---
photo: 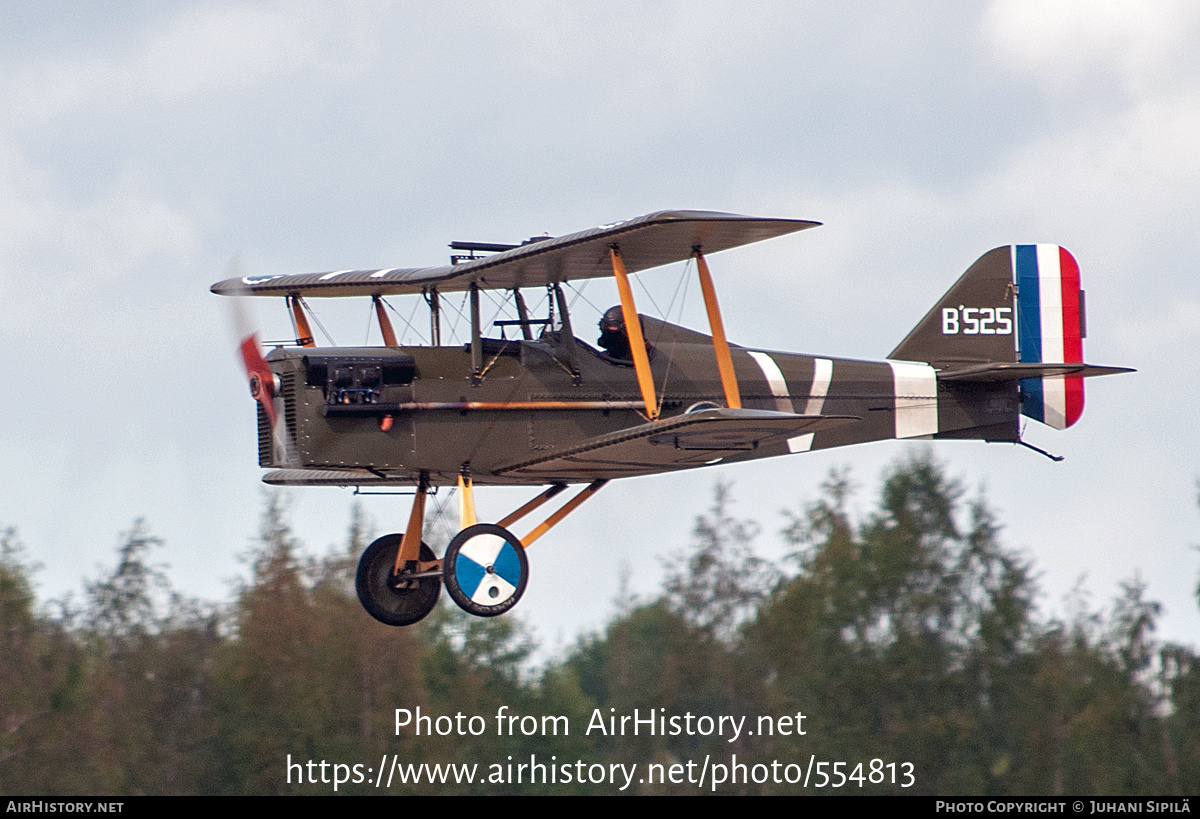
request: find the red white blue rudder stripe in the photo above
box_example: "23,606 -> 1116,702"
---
1014,245 -> 1085,430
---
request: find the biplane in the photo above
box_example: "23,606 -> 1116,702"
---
211,211 -> 1131,626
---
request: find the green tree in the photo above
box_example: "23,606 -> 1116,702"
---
212,492 -> 430,794
663,481 -> 776,642
0,527 -> 79,793
78,520 -> 220,794
564,482 -> 770,793
747,451 -> 1044,794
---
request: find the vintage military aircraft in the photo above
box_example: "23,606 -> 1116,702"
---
211,211 -> 1131,626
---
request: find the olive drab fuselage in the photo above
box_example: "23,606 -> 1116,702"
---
258,315 -> 1019,486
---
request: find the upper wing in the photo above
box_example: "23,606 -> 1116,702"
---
493,408 -> 858,482
210,210 -> 819,298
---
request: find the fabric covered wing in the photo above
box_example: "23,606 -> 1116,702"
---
494,408 -> 858,482
262,468 -> 397,486
210,211 -> 818,298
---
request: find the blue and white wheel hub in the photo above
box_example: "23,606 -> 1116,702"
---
444,523 -> 528,616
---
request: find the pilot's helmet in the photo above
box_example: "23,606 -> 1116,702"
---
600,306 -> 625,334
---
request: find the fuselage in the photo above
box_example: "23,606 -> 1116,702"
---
259,316 -> 1018,486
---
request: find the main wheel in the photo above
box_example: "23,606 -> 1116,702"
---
355,534 -> 440,626
443,523 -> 529,617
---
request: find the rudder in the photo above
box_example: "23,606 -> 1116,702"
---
1014,245 -> 1085,430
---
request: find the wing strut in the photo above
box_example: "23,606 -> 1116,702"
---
513,289 -> 534,340
553,283 -> 582,385
470,283 -> 483,384
693,248 -> 742,410
425,288 -> 442,346
610,246 -> 659,420
373,295 -> 399,347
286,295 -> 316,347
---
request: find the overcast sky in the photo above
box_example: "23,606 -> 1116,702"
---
2,1 -> 1198,656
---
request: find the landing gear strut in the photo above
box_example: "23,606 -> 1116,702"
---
351,473 -> 609,626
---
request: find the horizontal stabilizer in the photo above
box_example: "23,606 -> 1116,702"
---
937,362 -> 1134,382
495,408 -> 858,482
211,211 -> 818,298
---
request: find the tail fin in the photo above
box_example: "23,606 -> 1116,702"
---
890,245 -> 1088,430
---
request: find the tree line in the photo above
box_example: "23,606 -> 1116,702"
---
1,451 -> 1197,795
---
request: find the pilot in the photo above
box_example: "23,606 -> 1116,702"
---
598,305 -> 636,361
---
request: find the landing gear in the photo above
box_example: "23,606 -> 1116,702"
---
443,524 -> 529,617
356,534 -> 441,626
350,472 -> 610,625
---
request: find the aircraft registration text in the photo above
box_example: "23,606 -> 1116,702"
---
942,307 -> 1012,335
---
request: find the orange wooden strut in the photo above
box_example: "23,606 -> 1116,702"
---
373,400 -> 645,412
373,295 -> 399,347
609,246 -> 658,420
520,480 -> 608,548
288,296 -> 315,347
694,249 -> 742,409
497,484 -> 567,529
394,474 -> 428,570
458,472 -> 477,530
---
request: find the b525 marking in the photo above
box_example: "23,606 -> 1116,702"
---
941,306 -> 1012,335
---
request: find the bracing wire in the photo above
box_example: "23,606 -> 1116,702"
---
566,279 -> 592,311
565,280 -> 602,315
527,289 -> 550,318
662,257 -> 694,327
442,292 -> 471,345
633,273 -> 668,324
430,487 -> 459,549
481,287 -> 513,335
298,297 -> 337,346
382,296 -> 428,346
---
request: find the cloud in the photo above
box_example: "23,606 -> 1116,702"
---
984,0 -> 1200,95
0,141 -> 199,323
0,1 -> 377,130
0,2 -> 385,324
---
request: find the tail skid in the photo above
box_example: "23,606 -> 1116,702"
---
1016,438 -> 1064,462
